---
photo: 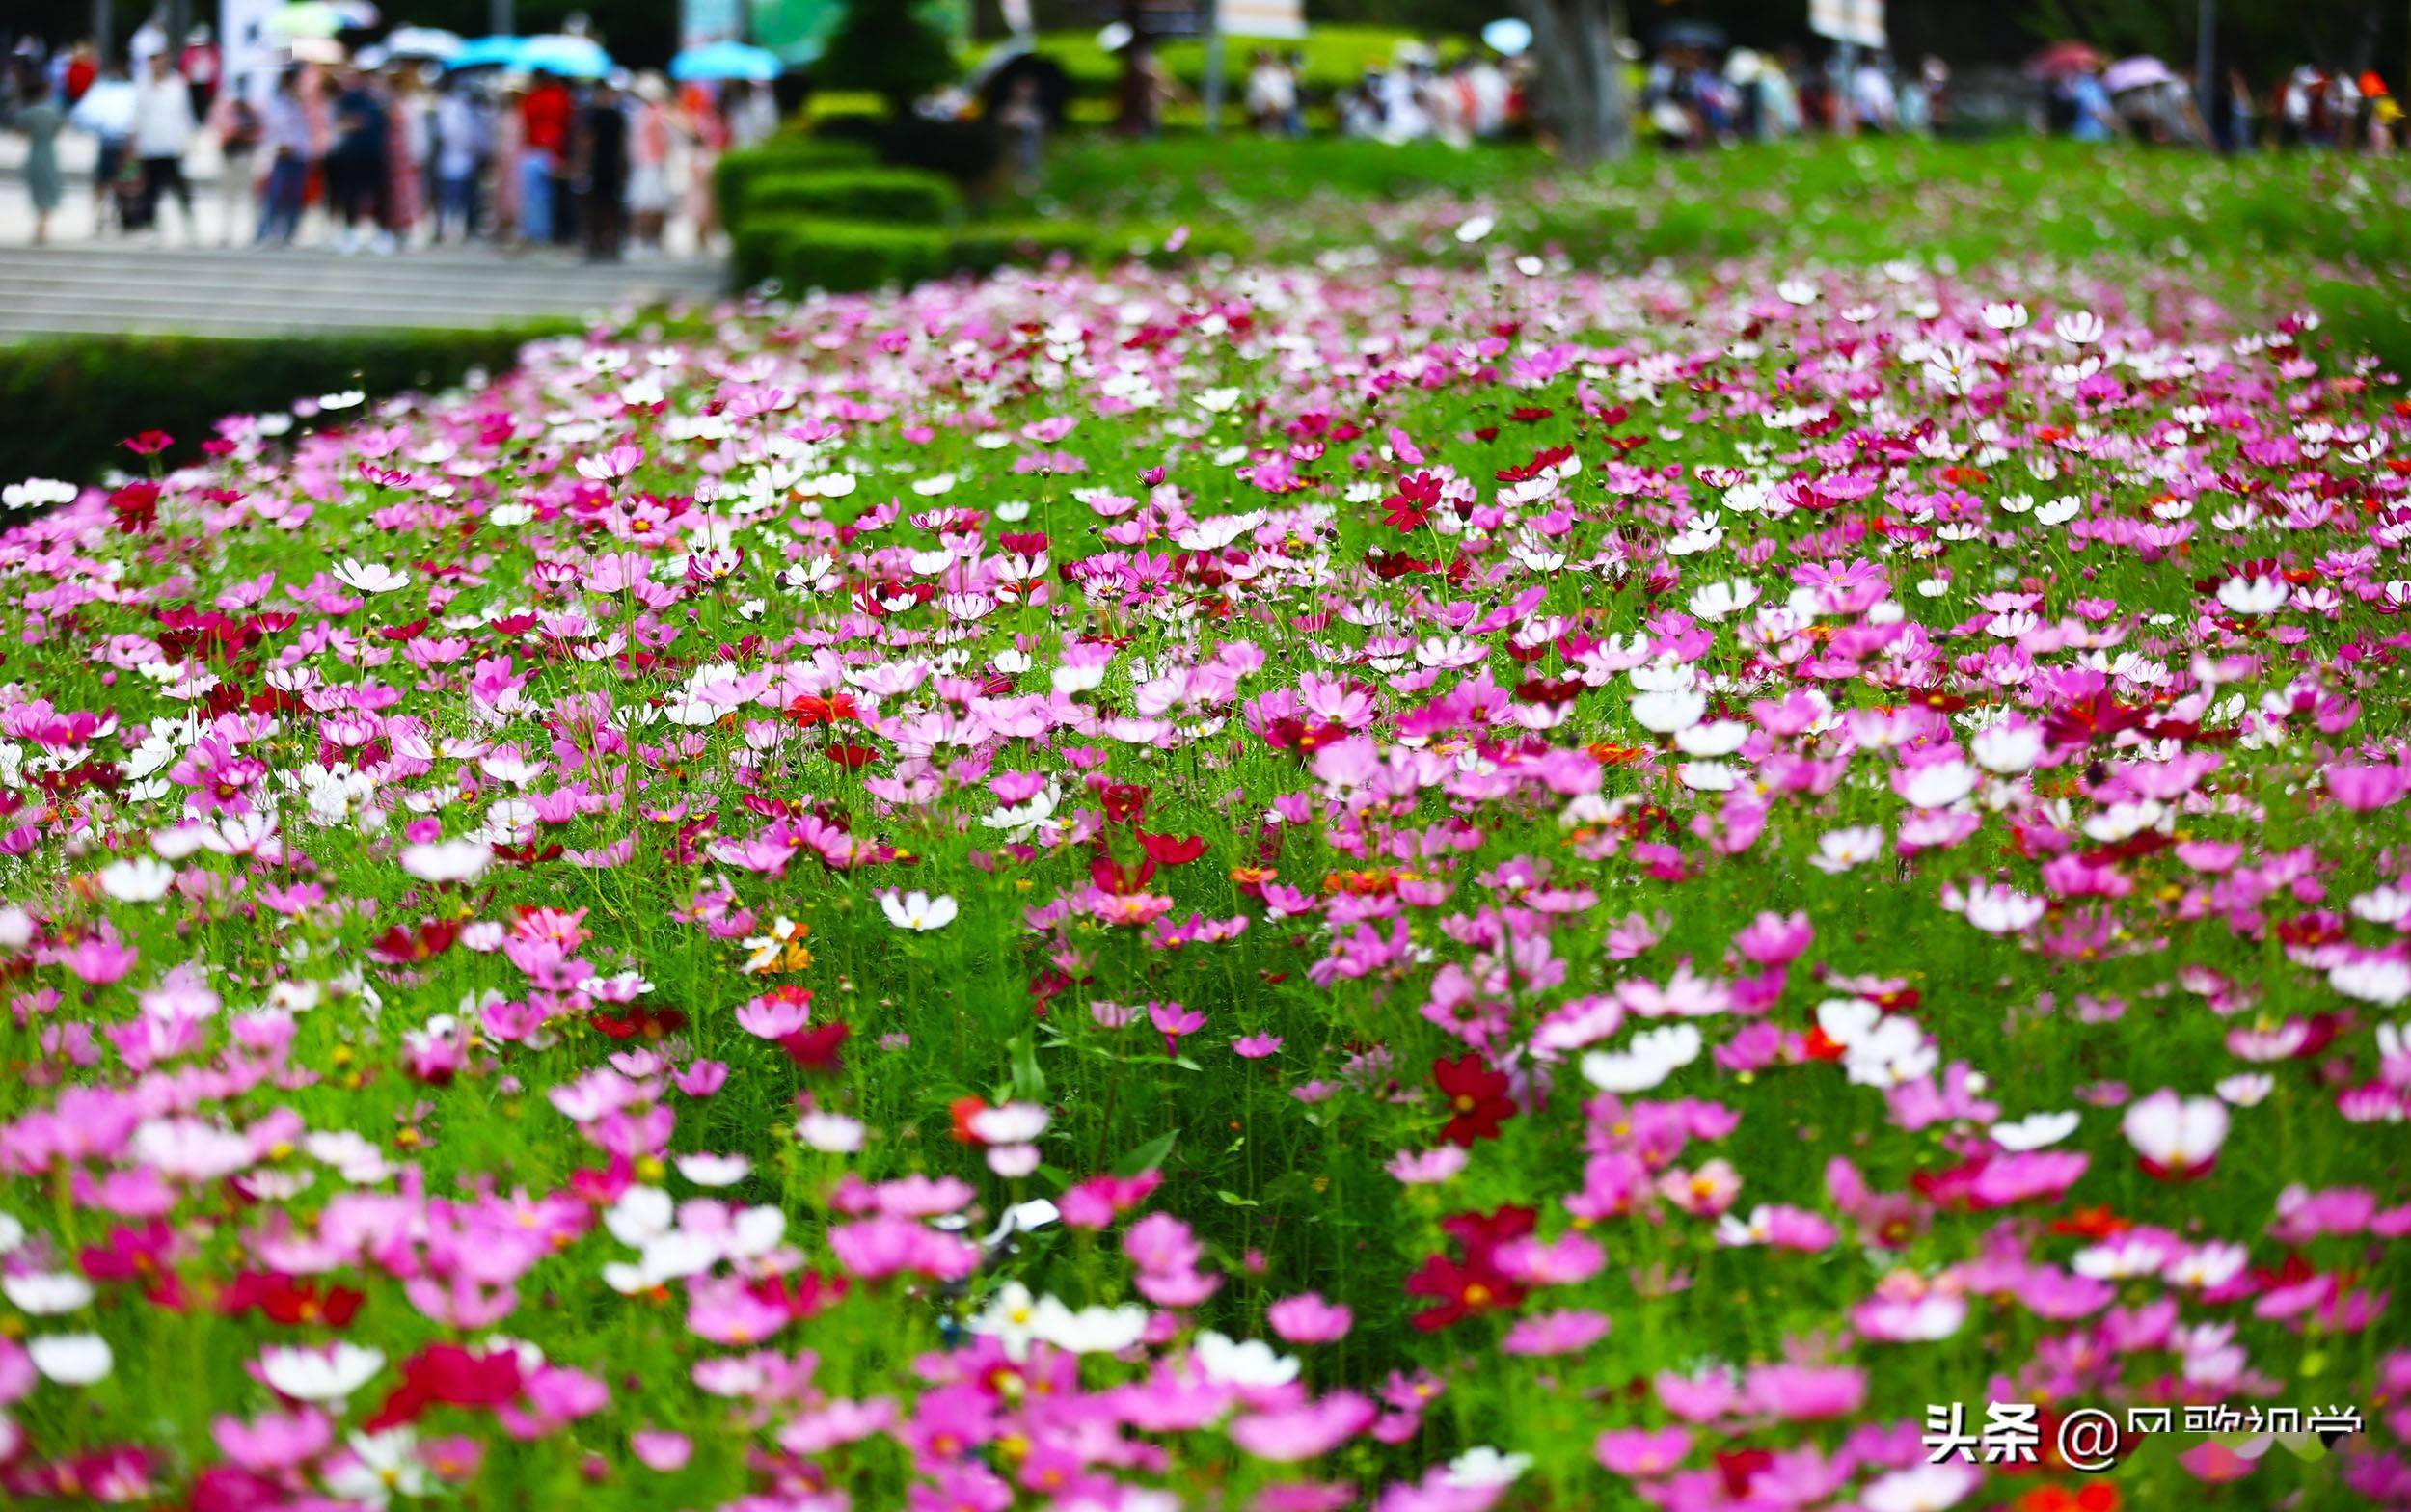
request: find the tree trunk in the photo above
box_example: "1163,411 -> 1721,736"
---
1512,0 -> 1630,163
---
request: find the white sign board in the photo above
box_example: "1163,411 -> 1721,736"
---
1220,0 -> 1307,41
1808,0 -> 1885,51
220,0 -> 284,98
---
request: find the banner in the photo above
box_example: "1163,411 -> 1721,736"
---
1221,0 -> 1306,40
1807,0 -> 1885,51
683,0 -> 745,46
219,0 -> 283,98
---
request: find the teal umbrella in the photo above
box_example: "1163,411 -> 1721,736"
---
670,40 -> 782,82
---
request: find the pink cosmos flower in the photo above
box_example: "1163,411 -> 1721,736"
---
1266,1293 -> 1353,1344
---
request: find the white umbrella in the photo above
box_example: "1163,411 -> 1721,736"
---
2102,56 -> 2175,94
1480,18 -> 1533,56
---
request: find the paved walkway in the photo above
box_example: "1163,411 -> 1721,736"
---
0,131 -> 727,339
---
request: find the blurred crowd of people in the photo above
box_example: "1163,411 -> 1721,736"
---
5,28 -> 789,255
1329,47 -> 1522,146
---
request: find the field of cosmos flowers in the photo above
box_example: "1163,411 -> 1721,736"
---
3,185 -> 2411,1512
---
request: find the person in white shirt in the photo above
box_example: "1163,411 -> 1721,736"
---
1853,57 -> 1899,133
1244,51 -> 1296,135
130,50 -> 198,239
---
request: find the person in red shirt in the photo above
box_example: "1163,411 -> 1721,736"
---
517,71 -> 574,245
65,41 -> 99,105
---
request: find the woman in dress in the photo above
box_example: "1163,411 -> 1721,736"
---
14,64 -> 66,244
626,73 -> 674,255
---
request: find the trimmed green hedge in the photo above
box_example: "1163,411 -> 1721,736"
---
712,137 -> 881,229
735,214 -> 1248,295
737,217 -> 955,293
743,167 -> 959,226
0,324 -> 574,483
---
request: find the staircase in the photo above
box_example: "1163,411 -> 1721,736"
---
0,243 -> 729,340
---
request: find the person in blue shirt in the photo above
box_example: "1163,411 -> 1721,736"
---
2068,68 -> 2120,142
328,68 -> 392,253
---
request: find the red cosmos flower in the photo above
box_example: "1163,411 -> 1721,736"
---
1404,1251 -> 1526,1331
364,1344 -> 525,1431
81,1220 -> 185,1308
1715,1448 -> 1775,1498
1431,1054 -> 1516,1147
1381,471 -> 1444,533
368,919 -> 461,966
107,481 -> 160,534
1090,853 -> 1157,896
950,1095 -> 990,1144
220,1272 -> 366,1328
785,692 -> 859,727
2049,1205 -> 2133,1240
1439,1205 -> 1538,1262
778,1019 -> 849,1073
826,742 -> 879,769
122,429 -> 175,455
746,1270 -> 848,1321
1135,829 -> 1206,866
592,1005 -> 690,1041
1098,782 -> 1151,824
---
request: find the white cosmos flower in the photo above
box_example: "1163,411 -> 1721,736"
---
259,1342 -> 386,1402
1630,688 -> 1706,735
2,1271 -> 94,1314
1029,1296 -> 1149,1355
1809,825 -> 1884,874
2215,1073 -> 2273,1106
1864,1461 -> 1981,1512
1990,1111 -> 2079,1151
1687,579 -> 1760,621
399,840 -> 490,883
1843,1017 -> 1937,1089
2330,957 -> 2411,1007
879,890 -> 958,932
605,1186 -> 675,1247
1194,1332 -> 1299,1388
2122,1088 -> 2230,1173
1581,1024 -> 1702,1094
796,1111 -> 865,1153
323,1428 -> 431,1506
1445,1447 -> 1532,1487
1898,760 -> 1977,809
1969,721 -> 2043,775
29,1333 -> 112,1385
675,1153 -> 751,1188
97,857 -> 176,902
969,1281 -> 1043,1358
967,1102 -> 1049,1145
1960,883 -> 2045,935
332,559 -> 410,595
2215,575 -> 2288,616
1453,213 -> 1493,243
2053,310 -> 2105,345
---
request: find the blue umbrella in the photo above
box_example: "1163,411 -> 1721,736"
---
443,34 -> 526,70
513,34 -> 612,79
670,40 -> 782,82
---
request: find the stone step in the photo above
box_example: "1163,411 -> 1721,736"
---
0,244 -> 730,341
